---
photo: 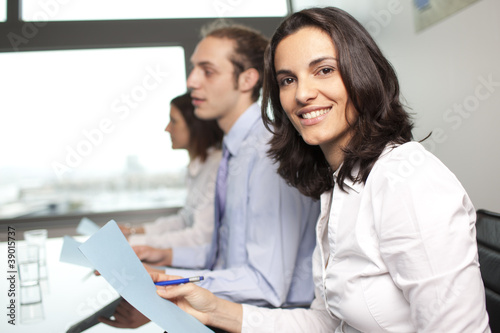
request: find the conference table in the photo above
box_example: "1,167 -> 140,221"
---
0,236 -> 162,332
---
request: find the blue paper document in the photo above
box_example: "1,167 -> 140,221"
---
76,217 -> 100,235
59,235 -> 94,268
79,220 -> 212,333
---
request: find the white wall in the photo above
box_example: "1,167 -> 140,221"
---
292,0 -> 500,212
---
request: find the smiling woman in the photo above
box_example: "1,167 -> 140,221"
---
274,27 -> 357,171
149,7 -> 491,333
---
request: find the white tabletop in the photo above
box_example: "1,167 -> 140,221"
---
1,237 -> 162,332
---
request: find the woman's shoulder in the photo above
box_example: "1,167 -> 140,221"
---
376,141 -> 441,171
206,147 -> 223,161
378,141 -> 426,161
369,141 -> 463,191
189,148 -> 222,176
202,148 -> 223,170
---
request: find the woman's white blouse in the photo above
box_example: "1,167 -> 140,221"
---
128,148 -> 222,248
242,142 -> 490,332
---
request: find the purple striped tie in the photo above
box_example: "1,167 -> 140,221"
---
216,145 -> 230,221
206,145 -> 230,269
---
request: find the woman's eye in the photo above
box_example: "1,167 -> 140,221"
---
319,68 -> 333,75
280,78 -> 294,86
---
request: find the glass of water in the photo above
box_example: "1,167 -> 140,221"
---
17,244 -> 45,324
24,229 -> 48,280
18,244 -> 40,288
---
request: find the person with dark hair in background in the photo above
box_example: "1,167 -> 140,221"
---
149,7 -> 490,333
119,92 -> 223,249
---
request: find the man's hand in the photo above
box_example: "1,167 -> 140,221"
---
99,299 -> 150,328
133,245 -> 173,266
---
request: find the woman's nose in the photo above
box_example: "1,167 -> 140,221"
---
295,79 -> 318,105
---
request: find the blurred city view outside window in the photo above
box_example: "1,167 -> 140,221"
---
21,0 -> 288,21
0,46 -> 190,219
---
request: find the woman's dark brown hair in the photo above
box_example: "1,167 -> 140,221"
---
171,93 -> 223,161
262,7 -> 413,199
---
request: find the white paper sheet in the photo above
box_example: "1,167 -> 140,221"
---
79,220 -> 212,333
76,217 -> 100,236
59,235 -> 94,268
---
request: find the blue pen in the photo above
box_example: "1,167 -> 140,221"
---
154,276 -> 204,286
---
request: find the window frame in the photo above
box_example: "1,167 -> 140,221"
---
0,1 -> 290,227
0,1 -> 291,78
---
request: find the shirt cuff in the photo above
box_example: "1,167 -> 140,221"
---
242,304 -> 275,333
164,267 -> 212,294
164,266 -> 209,278
171,244 -> 209,269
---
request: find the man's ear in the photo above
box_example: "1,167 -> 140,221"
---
238,68 -> 259,93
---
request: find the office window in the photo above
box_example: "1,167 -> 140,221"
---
0,0 -> 6,22
22,0 -> 288,21
0,47 -> 188,218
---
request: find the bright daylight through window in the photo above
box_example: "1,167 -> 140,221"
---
21,0 -> 288,21
0,47 -> 189,219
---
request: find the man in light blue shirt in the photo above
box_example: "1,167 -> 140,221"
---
128,25 -> 319,308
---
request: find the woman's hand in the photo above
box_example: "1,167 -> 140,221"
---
143,263 -> 165,274
151,272 -> 243,332
151,272 -> 215,325
133,245 -> 172,266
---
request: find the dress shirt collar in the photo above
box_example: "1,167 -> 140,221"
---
331,143 -> 400,194
332,163 -> 363,194
223,102 -> 261,157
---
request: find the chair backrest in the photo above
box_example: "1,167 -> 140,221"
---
476,209 -> 500,333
